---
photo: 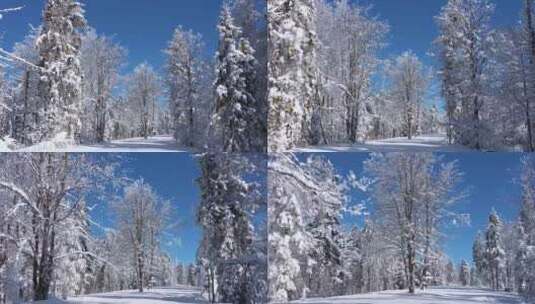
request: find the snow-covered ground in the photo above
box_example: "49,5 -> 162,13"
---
295,135 -> 468,152
2,135 -> 189,152
293,287 -> 526,304
35,286 -> 208,304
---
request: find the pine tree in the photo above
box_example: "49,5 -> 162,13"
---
187,264 -> 197,287
268,0 -> 318,151
446,261 -> 456,285
196,154 -> 261,303
36,0 -> 86,143
486,209 -> 505,290
459,260 -> 471,286
268,155 -> 313,302
472,231 -> 487,286
213,5 -> 261,152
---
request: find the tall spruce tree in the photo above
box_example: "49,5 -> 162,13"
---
267,0 -> 318,151
486,209 -> 505,290
213,5 -> 260,152
36,0 -> 86,143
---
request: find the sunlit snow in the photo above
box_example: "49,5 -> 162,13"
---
293,287 -> 525,304
36,286 -> 208,304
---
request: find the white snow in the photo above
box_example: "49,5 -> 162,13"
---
294,135 -> 468,152
34,286 -> 208,304
293,287 -> 526,304
5,135 -> 189,152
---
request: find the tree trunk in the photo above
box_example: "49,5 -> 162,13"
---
407,232 -> 416,294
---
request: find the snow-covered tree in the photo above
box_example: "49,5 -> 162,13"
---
472,231 -> 487,286
268,0 -> 317,151
187,263 -> 198,287
268,155 -> 312,302
459,260 -> 471,286
268,153 -> 367,301
485,209 -> 505,291
10,26 -> 42,145
435,0 -> 495,149
176,263 -> 186,285
36,0 -> 86,143
386,52 -> 429,140
445,260 -> 457,285
80,29 -> 125,143
113,180 -> 171,293
164,27 -> 206,148
364,153 -> 463,294
315,0 -> 388,144
196,154 -> 266,303
212,5 -> 262,152
0,153 -> 115,301
125,63 -> 160,139
230,0 -> 268,147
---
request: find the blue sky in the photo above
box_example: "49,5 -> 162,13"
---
91,153 -> 203,264
297,152 -> 526,265
1,0 -> 225,73
357,0 -> 523,67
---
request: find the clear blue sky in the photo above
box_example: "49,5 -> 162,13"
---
297,152 -> 526,266
1,0 -> 225,73
90,153 -> 203,265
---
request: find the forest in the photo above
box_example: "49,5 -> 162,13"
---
0,154 -> 267,303
268,153 -> 535,303
0,0 -> 267,152
268,0 -> 535,152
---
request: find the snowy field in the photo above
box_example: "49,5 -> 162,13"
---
1,135 -> 189,152
35,286 -> 208,304
295,135 -> 468,152
293,287 -> 526,304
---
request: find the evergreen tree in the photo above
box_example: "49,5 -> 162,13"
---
187,264 -> 197,287
485,209 -> 505,290
36,0 -> 86,143
196,154 -> 262,303
459,260 -> 471,286
213,6 -> 261,152
446,261 -> 456,285
268,0 -> 317,151
472,231 -> 487,286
